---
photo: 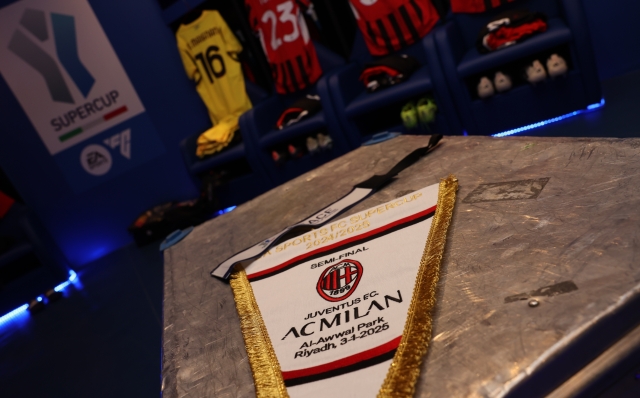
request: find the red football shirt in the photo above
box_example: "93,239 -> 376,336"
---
451,0 -> 517,14
246,0 -> 322,94
349,0 -> 440,56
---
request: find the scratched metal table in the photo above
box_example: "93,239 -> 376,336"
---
162,135 -> 640,397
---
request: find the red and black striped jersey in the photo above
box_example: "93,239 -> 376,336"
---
451,0 -> 517,14
245,0 -> 322,94
349,0 -> 440,56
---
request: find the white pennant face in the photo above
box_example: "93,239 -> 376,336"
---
243,183 -> 440,397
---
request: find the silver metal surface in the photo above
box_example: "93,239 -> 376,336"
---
162,136 -> 640,397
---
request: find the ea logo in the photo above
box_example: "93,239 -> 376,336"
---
80,144 -> 111,176
316,259 -> 363,302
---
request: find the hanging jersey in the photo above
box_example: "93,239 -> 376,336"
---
451,0 -> 517,14
176,11 -> 252,125
245,0 -> 322,94
349,0 -> 440,56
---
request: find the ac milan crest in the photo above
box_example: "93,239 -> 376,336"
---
316,259 -> 363,302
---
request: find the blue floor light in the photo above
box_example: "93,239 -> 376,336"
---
587,99 -> 605,110
54,270 -> 77,292
492,99 -> 605,138
216,206 -> 236,216
0,304 -> 29,327
0,270 -> 78,328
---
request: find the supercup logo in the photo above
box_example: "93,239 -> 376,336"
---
9,9 -> 94,104
316,259 -> 363,302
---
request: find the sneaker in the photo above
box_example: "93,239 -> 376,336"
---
306,136 -> 319,154
317,133 -> 333,150
417,97 -> 437,126
401,101 -> 418,130
477,76 -> 495,98
493,71 -> 512,92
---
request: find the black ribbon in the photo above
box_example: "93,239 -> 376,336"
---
211,134 -> 443,279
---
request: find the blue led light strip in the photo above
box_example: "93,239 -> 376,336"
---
54,270 -> 77,292
215,206 -> 236,216
491,99 -> 605,138
0,270 -> 78,328
0,304 -> 29,326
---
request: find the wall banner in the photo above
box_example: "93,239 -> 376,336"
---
0,0 -> 164,192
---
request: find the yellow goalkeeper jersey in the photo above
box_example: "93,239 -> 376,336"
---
176,10 -> 252,126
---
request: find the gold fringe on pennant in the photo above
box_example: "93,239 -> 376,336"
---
378,175 -> 458,398
230,269 -> 290,398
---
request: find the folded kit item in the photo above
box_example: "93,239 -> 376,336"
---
197,129 -> 236,154
276,95 -> 322,130
198,131 -> 243,160
477,9 -> 547,53
360,54 -> 420,92
451,0 -> 517,14
196,116 -> 240,158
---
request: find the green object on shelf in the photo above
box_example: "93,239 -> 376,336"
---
401,101 -> 418,130
417,97 -> 437,127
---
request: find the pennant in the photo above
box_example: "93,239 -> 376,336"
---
230,176 -> 458,397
